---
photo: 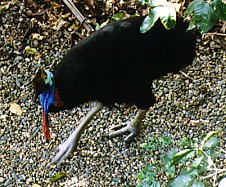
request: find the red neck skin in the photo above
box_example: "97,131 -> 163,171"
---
41,87 -> 64,141
42,109 -> 50,141
53,87 -> 64,107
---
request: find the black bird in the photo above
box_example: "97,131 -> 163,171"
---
32,16 -> 196,164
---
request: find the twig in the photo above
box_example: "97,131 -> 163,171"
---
203,32 -> 226,51
179,70 -> 193,81
204,32 -> 226,37
60,29 -> 77,51
62,0 -> 93,32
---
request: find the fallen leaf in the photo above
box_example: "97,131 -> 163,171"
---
32,184 -> 41,187
9,103 -> 23,115
52,19 -> 68,31
25,46 -> 38,55
50,172 -> 67,182
32,33 -> 44,41
0,115 -> 7,121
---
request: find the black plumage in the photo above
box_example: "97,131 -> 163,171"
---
33,16 -> 196,163
53,16 -> 195,110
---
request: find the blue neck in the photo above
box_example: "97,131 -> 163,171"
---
40,84 -> 55,116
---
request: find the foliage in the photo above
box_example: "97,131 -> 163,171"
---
140,135 -> 172,153
138,0 -> 180,33
185,0 -> 226,34
139,0 -> 226,34
137,132 -> 226,187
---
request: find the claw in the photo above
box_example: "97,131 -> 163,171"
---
51,136 -> 78,164
109,109 -> 147,143
109,122 -> 140,143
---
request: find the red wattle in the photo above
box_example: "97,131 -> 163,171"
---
42,109 -> 50,141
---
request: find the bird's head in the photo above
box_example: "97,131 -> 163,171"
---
32,68 -> 54,141
32,68 -> 54,102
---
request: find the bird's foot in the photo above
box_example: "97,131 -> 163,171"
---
109,109 -> 147,143
51,102 -> 103,164
51,132 -> 79,164
109,121 -> 140,143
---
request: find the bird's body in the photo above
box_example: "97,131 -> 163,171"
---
52,16 -> 196,110
32,16 -> 196,163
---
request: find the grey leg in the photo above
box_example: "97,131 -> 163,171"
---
109,109 -> 147,143
51,102 -> 103,164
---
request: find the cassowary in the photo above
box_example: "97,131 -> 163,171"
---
32,16 -> 196,164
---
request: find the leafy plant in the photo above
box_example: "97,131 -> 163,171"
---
138,0 -> 181,33
184,0 -> 226,34
140,135 -> 172,153
139,0 -> 226,34
137,132 -> 226,187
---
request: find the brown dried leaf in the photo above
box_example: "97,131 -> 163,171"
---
9,103 -> 23,116
52,19 -> 68,31
32,33 -> 44,41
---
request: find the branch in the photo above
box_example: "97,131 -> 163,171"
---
62,0 -> 93,32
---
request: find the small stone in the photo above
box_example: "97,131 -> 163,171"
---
0,177 -> 5,183
15,56 -> 23,61
4,179 -> 11,186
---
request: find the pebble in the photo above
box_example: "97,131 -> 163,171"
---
4,179 -> 11,186
0,1 -> 225,187
0,177 -> 5,183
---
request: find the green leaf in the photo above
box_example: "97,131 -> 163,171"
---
140,9 -> 160,33
196,157 -> 209,175
25,46 -> 38,55
194,3 -> 217,33
159,136 -> 172,148
183,168 -> 199,176
203,136 -> 219,149
136,164 -> 161,187
168,175 -> 196,187
185,0 -> 204,17
192,180 -> 206,187
185,0 -> 218,33
159,6 -> 176,29
165,165 -> 175,179
172,149 -> 193,165
95,23 -> 100,30
212,0 -> 226,20
163,148 -> 178,170
111,12 -> 126,21
180,138 -> 192,147
50,172 -> 67,182
187,21 -> 197,31
136,178 -> 161,187
138,0 -> 152,6
201,131 -> 218,148
137,164 -> 157,181
191,156 -> 204,168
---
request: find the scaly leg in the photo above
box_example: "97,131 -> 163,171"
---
51,102 -> 103,164
109,109 -> 147,143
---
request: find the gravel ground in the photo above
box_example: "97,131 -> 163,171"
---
0,0 -> 226,186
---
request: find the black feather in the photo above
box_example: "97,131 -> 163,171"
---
52,16 -> 196,111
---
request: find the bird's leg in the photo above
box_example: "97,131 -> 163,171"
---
109,109 -> 147,143
51,102 -> 103,164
